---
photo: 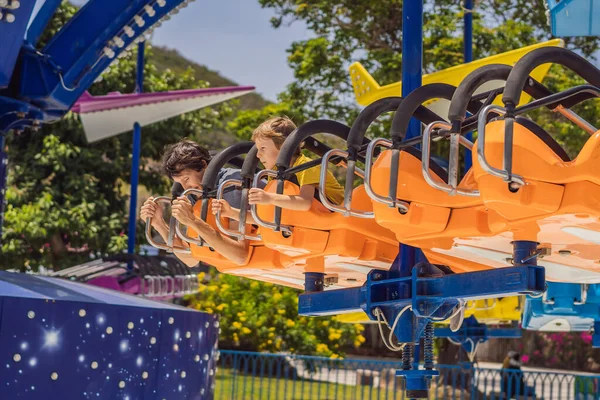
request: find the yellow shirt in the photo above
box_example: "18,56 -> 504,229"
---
291,154 -> 345,205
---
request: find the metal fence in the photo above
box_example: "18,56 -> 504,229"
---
214,350 -> 600,400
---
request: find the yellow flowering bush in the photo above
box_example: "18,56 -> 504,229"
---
186,269 -> 364,358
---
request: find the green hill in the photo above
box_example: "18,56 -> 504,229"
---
149,46 -> 269,111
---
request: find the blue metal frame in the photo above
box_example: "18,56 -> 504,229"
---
0,133 -> 6,248
299,265 -> 544,320
299,237 -> 545,396
401,0 -> 423,143
546,0 -> 600,37
463,0 -> 474,171
0,0 -> 38,90
397,4 -> 426,371
0,0 -> 188,133
127,42 -> 145,259
24,0 -> 63,46
435,316 -> 521,355
523,282 -> 600,346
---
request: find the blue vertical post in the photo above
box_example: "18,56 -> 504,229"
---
399,0 -> 424,269
401,0 -> 424,365
0,133 -> 7,248
464,0 -> 474,171
127,42 -> 145,260
402,1 -> 424,142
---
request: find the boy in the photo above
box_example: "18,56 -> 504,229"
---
212,116 -> 344,219
140,140 -> 249,265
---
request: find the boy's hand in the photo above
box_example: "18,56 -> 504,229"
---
141,197 -> 166,229
172,196 -> 196,226
212,199 -> 234,218
248,188 -> 274,205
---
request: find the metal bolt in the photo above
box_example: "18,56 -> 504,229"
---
508,182 -> 521,192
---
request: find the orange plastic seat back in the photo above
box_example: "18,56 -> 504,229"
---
473,120 -> 565,220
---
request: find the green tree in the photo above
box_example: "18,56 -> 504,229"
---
228,102 -> 305,142
2,2 -> 235,270
187,270 -> 365,357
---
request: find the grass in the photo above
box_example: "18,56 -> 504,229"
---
214,368 -> 406,400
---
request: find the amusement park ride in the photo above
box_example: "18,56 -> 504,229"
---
2,0 -> 600,398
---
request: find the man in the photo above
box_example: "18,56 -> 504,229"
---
140,140 -> 249,266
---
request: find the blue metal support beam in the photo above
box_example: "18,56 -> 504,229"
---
0,133 -> 7,248
436,316 -> 521,357
436,316 -> 521,341
401,0 -> 423,142
463,0 -> 474,171
398,3 -> 426,371
24,0 -> 63,46
0,0 -> 37,89
127,42 -> 145,260
299,265 -> 544,319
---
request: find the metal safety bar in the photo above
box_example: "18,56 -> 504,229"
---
363,138 -> 409,213
174,188 -> 206,247
318,149 -> 373,218
422,121 -> 480,196
145,196 -> 191,254
215,179 -> 261,241
554,105 -> 598,134
476,104 -> 526,186
250,170 -> 292,234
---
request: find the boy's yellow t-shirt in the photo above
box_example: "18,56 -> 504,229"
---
291,154 -> 344,205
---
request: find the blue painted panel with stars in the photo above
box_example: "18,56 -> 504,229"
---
0,271 -> 219,400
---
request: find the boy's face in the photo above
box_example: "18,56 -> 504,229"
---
255,137 -> 280,170
172,168 -> 205,191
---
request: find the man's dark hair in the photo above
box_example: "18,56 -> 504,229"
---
161,139 -> 212,178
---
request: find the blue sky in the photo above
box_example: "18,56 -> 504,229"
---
151,0 -> 311,101
67,0 -> 311,101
